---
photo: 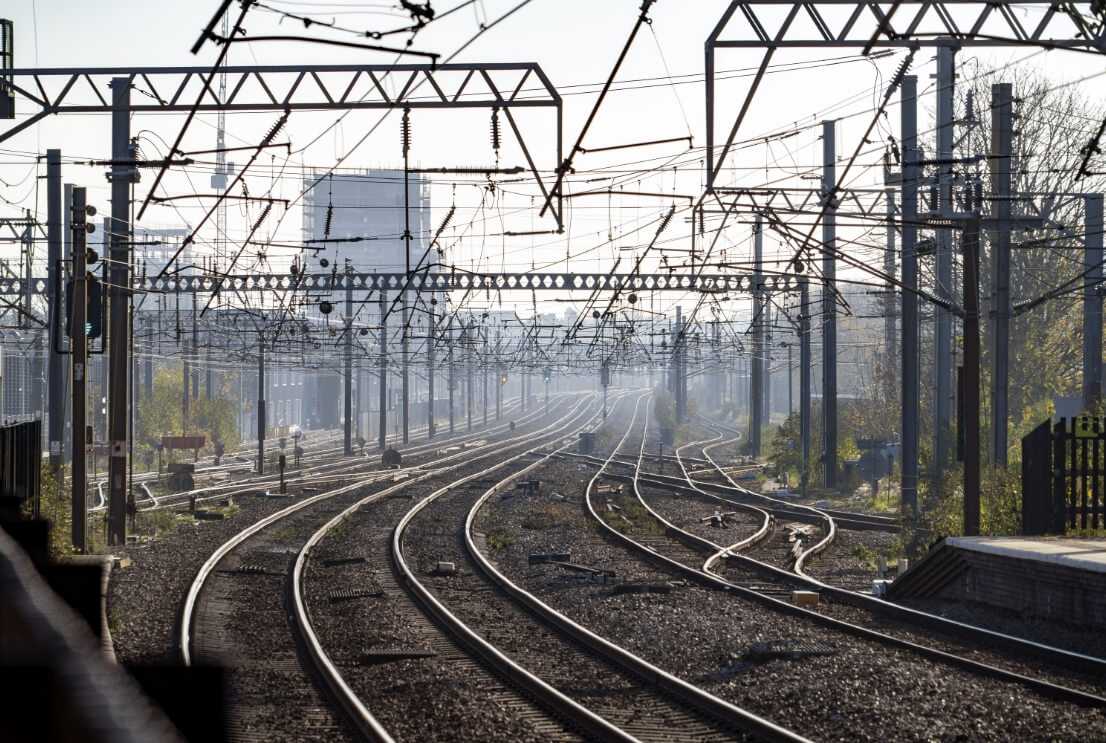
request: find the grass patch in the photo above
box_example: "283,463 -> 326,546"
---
486,530 -> 515,551
520,501 -> 573,530
601,497 -> 665,537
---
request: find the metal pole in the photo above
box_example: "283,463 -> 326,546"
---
885,189 -> 898,362
751,216 -> 763,456
934,43 -> 957,485
799,280 -> 812,498
191,291 -> 198,401
675,305 -> 686,422
765,305 -> 774,425
821,119 -> 838,489
1085,194 -> 1104,410
447,318 -> 455,435
47,150 -> 64,478
787,342 -> 793,416
257,337 -> 265,473
989,81 -> 1013,466
483,332 -> 489,426
182,330 -> 190,432
107,77 -> 131,547
344,270 -> 353,455
63,183 -> 73,461
427,313 -> 435,439
70,187 -> 89,553
401,295 -> 409,444
378,290 -> 387,451
901,75 -> 921,519
963,207 -> 982,536
466,327 -> 473,432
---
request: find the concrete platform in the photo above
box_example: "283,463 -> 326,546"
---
946,537 -> 1106,573
888,537 -> 1106,628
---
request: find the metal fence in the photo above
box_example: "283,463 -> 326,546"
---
0,418 -> 40,506
1022,417 -> 1106,535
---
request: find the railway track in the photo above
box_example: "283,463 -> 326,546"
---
107,397 -> 535,516
178,394 -> 588,742
672,421 -> 1106,688
600,410 -> 1106,715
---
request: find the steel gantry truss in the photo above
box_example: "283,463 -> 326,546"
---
0,61 -> 564,226
0,270 -> 805,297
0,57 -> 567,550
706,1 -> 1106,190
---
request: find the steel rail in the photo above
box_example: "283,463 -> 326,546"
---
467,394 -> 809,743
614,419 -> 1106,705
288,396 -> 586,743
692,423 -> 1106,679
113,395 -> 538,514
382,395 -> 649,742
179,394 -> 580,665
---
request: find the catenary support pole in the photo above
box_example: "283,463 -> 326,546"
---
70,187 -> 89,553
378,290 -> 387,451
427,312 -> 435,439
989,81 -> 1013,466
1084,194 -> 1104,410
47,149 -> 64,478
257,337 -> 265,474
401,295 -> 409,444
900,75 -> 921,519
466,325 -> 473,432
751,216 -> 764,457
447,318 -> 455,435
800,280 -> 812,498
885,189 -> 898,362
963,197 -> 982,536
106,77 -> 132,547
344,270 -> 353,455
821,119 -> 838,489
934,43 -> 957,485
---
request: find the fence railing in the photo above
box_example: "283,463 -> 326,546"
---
1022,417 -> 1106,535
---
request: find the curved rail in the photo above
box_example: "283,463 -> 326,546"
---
275,395 -> 592,740
690,423 -> 1106,679
181,394 -> 577,665
468,394 -> 808,743
615,415 -> 1106,706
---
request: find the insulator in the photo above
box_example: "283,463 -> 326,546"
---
436,206 -> 456,235
655,208 -> 674,237
324,203 -> 334,239
491,107 -> 501,152
252,203 -> 272,232
263,113 -> 289,146
401,109 -> 412,155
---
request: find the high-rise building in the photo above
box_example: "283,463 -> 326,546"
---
300,170 -> 432,429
